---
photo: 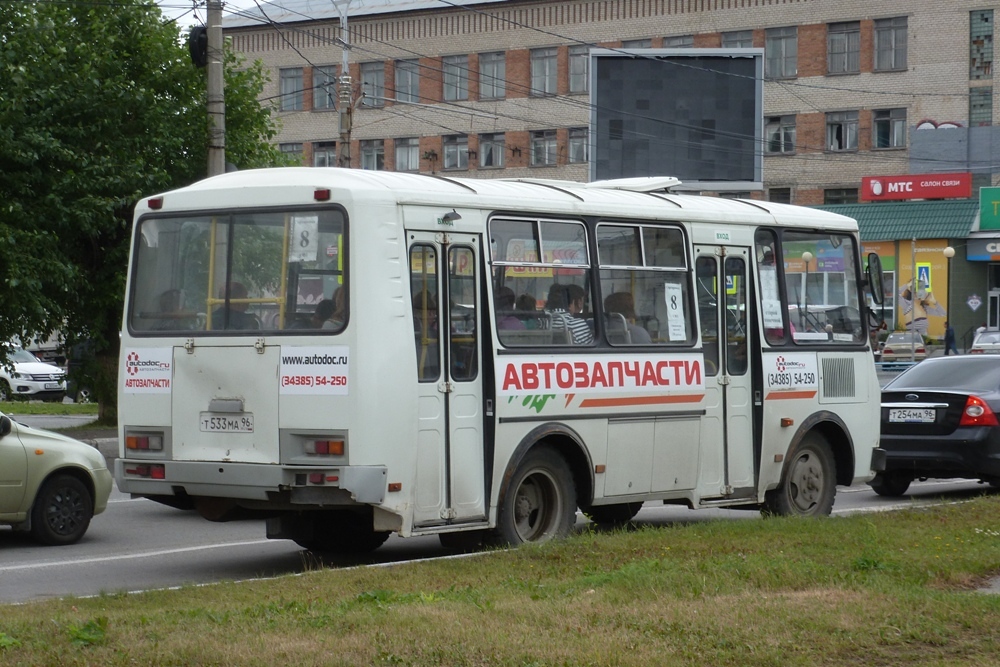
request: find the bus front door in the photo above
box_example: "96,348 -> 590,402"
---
409,233 -> 487,529
694,246 -> 757,499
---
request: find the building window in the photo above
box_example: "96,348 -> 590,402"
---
971,10 -> 994,80
530,47 -> 557,96
569,45 -> 589,93
768,187 -> 791,204
479,133 -> 505,168
313,141 -> 336,167
279,68 -> 303,111
765,115 -> 796,154
874,17 -> 907,71
479,51 -> 505,99
873,108 -> 906,148
395,137 -> 419,171
530,130 -> 557,166
826,111 -> 858,151
824,188 -> 858,205
568,128 -> 588,163
279,143 -> 303,161
443,55 -> 468,101
663,35 -> 693,48
765,27 -> 797,79
970,87 -> 994,126
361,140 -> 384,170
722,30 -> 753,49
827,22 -> 860,74
622,39 -> 652,48
313,66 -> 337,110
443,135 -> 468,170
361,62 -> 384,107
395,59 -> 419,103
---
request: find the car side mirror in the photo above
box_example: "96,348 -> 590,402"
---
0,415 -> 11,438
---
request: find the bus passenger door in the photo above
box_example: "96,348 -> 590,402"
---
409,233 -> 486,529
694,246 -> 756,499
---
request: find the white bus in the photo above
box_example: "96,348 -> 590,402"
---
116,168 -> 886,552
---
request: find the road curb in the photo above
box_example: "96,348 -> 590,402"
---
85,437 -> 118,460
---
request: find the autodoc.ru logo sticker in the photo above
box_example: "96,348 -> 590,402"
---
123,348 -> 172,393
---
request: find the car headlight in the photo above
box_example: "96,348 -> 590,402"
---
13,372 -> 29,380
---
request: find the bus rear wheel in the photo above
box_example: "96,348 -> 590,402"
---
493,446 -> 576,546
584,502 -> 642,526
762,432 -> 836,517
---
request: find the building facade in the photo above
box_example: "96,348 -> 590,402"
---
223,0 -> 1000,340
224,0 -> 999,203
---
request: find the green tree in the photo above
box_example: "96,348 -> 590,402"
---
0,0 -> 288,421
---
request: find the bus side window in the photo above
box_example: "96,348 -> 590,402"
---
695,255 -> 719,377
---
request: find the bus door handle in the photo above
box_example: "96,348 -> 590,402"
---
486,399 -> 493,417
754,390 -> 762,406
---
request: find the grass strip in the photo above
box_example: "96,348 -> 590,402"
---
2,496 -> 999,666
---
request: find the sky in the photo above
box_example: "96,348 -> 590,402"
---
156,0 -> 260,31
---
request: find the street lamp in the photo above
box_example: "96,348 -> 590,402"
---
802,251 -> 813,331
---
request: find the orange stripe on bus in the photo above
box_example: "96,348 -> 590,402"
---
765,390 -> 818,400
580,394 -> 705,408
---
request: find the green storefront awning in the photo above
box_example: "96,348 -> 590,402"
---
813,200 -> 979,242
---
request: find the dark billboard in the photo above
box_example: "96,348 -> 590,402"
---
590,49 -> 763,189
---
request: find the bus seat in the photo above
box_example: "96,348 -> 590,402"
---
606,313 -> 631,344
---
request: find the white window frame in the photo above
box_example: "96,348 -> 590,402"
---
530,130 -> 557,166
279,68 -> 303,111
395,137 -> 419,171
827,22 -> 860,75
765,115 -> 796,154
361,139 -> 384,170
530,47 -> 557,96
312,66 -> 337,110
874,17 -> 907,72
361,62 -> 385,107
569,45 -> 589,94
826,111 -> 858,151
873,108 -> 906,149
479,133 -> 505,168
443,135 -> 469,170
568,128 -> 588,163
395,59 -> 419,103
479,51 -> 505,100
443,55 -> 469,101
765,27 -> 797,79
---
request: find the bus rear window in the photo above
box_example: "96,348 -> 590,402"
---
129,209 -> 347,334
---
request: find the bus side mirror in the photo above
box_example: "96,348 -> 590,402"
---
866,253 -> 884,306
0,415 -> 11,438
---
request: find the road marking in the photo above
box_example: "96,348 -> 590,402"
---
0,539 -> 274,573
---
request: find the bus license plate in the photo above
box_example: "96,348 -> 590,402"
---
199,413 -> 254,433
888,408 -> 935,423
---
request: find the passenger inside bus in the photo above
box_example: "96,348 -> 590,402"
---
327,287 -> 346,329
545,283 -> 593,345
151,288 -> 193,331
495,286 -> 526,330
210,282 -> 260,330
515,294 -> 539,329
603,292 -> 652,344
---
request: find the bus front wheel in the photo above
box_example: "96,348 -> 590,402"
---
493,446 -> 576,546
762,432 -> 836,517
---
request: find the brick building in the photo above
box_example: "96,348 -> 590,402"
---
223,0 -> 998,204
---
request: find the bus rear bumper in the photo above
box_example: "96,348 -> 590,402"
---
115,459 -> 387,505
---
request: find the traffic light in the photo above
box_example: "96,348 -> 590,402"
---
189,26 -> 208,68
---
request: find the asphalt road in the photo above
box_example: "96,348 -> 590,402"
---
2,478 -> 995,605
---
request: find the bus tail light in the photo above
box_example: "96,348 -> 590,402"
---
124,463 -> 166,479
126,433 -> 164,451
305,439 -> 344,455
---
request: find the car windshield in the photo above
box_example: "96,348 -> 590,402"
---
885,358 -> 1000,393
8,348 -> 39,363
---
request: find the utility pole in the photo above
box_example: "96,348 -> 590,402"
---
335,0 -> 353,168
207,0 -> 226,176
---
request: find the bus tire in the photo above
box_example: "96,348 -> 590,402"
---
584,502 -> 642,526
493,446 -> 576,546
295,512 -> 391,554
869,471 -> 911,497
762,432 -> 836,517
31,474 -> 93,545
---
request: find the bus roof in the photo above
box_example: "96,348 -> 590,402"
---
144,167 -> 858,231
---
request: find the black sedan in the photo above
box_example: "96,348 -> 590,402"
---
873,356 -> 1000,496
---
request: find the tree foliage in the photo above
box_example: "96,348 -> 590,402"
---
0,0 -> 287,419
